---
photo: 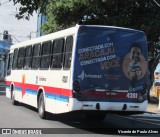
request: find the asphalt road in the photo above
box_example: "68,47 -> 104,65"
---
0,85 -> 160,136
0,88 -> 118,136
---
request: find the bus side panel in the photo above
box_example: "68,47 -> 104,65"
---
6,80 -> 11,99
11,70 -> 23,103
55,70 -> 72,113
22,70 -> 38,108
37,70 -> 71,114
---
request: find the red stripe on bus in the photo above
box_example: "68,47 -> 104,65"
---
83,91 -> 129,99
6,81 -> 73,97
6,81 -> 11,85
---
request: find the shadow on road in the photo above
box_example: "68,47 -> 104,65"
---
14,102 -> 118,134
6,98 -> 159,135
45,112 -> 118,134
23,105 -> 157,135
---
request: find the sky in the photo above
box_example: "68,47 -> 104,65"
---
0,0 -> 37,44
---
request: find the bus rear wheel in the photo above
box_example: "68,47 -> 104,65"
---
38,93 -> 46,119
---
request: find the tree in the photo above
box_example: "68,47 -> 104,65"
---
10,0 -> 48,20
11,0 -> 160,43
39,0 -> 160,43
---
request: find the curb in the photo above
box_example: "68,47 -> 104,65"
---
131,112 -> 160,118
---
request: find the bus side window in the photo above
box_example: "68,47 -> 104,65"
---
31,44 -> 41,69
51,39 -> 64,69
12,49 -> 18,70
17,47 -> 25,69
24,45 -> 32,70
7,53 -> 13,75
63,36 -> 73,69
40,41 -> 51,69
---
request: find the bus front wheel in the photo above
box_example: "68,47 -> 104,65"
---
38,93 -> 46,119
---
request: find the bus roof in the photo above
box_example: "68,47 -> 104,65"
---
80,25 -> 144,33
10,25 -> 144,50
10,26 -> 78,50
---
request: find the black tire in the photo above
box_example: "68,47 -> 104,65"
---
11,91 -> 19,105
38,93 -> 46,119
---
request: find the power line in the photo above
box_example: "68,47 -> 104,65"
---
11,35 -> 20,43
152,0 -> 160,7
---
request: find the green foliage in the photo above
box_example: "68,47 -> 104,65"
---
10,0 -> 48,20
41,0 -> 160,43
41,0 -> 101,33
11,0 -> 160,43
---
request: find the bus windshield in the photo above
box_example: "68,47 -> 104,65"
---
73,26 -> 148,92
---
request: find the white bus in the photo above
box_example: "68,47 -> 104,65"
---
5,25 -> 148,120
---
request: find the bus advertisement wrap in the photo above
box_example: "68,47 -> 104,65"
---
73,27 -> 148,102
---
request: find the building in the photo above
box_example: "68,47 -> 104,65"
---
0,31 -> 12,81
37,13 -> 47,37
